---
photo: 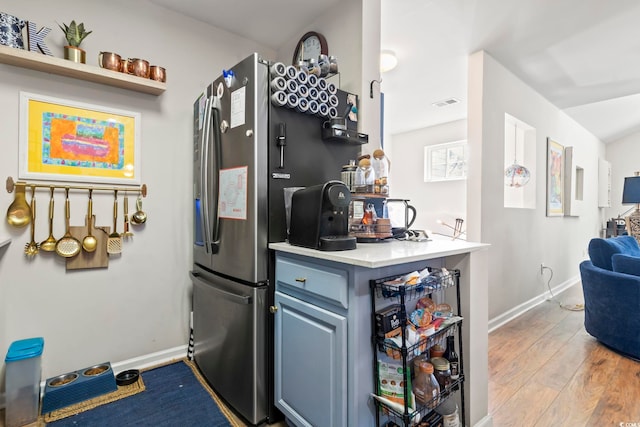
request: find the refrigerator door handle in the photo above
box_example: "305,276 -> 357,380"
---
210,95 -> 222,254
190,272 -> 252,305
200,96 -> 213,254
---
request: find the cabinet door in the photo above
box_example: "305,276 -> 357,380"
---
274,291 -> 347,427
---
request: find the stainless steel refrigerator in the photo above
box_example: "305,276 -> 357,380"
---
191,53 -> 364,425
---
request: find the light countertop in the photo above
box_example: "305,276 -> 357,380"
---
270,235 -> 489,268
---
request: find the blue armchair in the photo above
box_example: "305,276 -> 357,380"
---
579,236 -> 640,359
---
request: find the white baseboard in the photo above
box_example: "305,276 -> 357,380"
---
110,344 -> 189,373
488,275 -> 580,333
473,414 -> 494,427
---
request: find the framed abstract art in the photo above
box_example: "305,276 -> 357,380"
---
19,92 -> 141,185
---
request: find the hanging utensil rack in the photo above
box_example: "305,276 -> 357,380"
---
5,177 -> 148,197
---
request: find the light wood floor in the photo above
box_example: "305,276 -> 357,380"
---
489,285 -> 640,426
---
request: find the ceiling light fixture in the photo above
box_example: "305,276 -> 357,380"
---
380,50 -> 398,72
504,122 -> 530,187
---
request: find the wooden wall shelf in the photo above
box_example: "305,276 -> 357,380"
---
0,45 -> 165,95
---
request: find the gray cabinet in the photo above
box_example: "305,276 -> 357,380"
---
274,291 -> 347,426
274,254 -> 348,426
271,245 -> 481,426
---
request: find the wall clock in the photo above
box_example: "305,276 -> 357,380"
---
292,31 -> 328,65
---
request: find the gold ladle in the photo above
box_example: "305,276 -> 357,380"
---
82,189 -> 97,252
24,186 -> 39,257
40,187 -> 57,252
6,182 -> 31,228
131,195 -> 147,225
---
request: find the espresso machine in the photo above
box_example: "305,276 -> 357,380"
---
288,181 -> 356,251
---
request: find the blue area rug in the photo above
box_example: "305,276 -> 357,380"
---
47,360 -> 239,426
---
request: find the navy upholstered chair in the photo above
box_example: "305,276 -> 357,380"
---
579,236 -> 640,359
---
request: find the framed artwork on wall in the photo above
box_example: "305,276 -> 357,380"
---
19,92 -> 141,185
424,140 -> 468,182
546,138 -> 564,216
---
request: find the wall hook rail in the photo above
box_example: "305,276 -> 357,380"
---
5,176 -> 147,197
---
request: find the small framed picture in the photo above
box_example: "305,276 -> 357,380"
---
546,138 -> 564,216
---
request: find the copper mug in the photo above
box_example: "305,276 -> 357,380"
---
125,58 -> 150,78
98,52 -> 122,72
149,65 -> 166,82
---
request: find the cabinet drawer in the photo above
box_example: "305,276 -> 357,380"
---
276,256 -> 348,309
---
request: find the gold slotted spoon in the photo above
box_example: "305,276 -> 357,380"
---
24,186 -> 39,257
107,190 -> 122,254
55,187 -> 81,258
40,187 -> 57,252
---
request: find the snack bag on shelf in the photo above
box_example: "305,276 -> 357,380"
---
377,356 -> 415,408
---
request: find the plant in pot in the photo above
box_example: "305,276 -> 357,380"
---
58,20 -> 92,64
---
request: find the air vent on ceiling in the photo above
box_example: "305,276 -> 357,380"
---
432,98 -> 460,108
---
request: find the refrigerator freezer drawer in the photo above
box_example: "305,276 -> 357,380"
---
191,270 -> 268,424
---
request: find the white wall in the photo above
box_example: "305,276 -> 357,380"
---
387,119 -> 467,235
0,0 -> 369,381
604,131 -> 640,221
468,51 -> 605,319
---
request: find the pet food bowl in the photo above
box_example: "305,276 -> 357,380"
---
82,364 -> 110,376
41,361 -> 117,413
116,369 -> 140,386
48,373 -> 79,387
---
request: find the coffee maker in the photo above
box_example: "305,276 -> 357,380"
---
288,181 -> 357,251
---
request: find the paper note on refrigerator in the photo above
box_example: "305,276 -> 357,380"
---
219,166 -> 248,220
230,86 -> 246,129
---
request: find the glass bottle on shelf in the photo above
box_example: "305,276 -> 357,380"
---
412,360 -> 440,409
430,357 -> 451,390
444,335 -> 459,387
341,160 -> 357,192
355,158 -> 375,193
372,148 -> 390,195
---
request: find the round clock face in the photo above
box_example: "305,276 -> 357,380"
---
292,31 -> 328,65
302,36 -> 322,60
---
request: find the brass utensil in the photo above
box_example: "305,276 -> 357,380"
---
82,189 -> 97,252
40,187 -> 57,252
107,190 -> 122,254
6,182 -> 31,228
55,187 -> 81,258
24,186 -> 39,257
131,195 -> 147,225
122,194 -> 133,239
